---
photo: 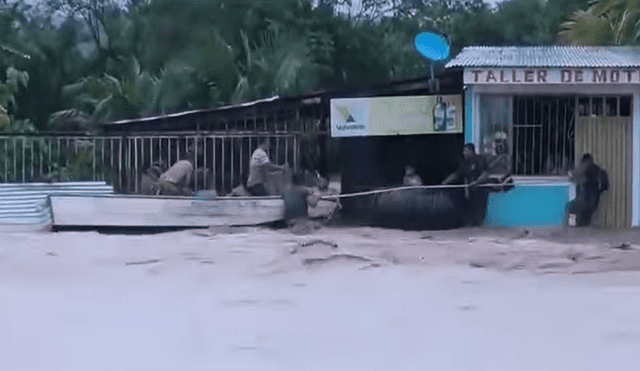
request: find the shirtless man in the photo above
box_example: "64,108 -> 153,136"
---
247,139 -> 285,196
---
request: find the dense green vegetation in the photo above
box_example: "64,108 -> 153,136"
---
0,0 -> 636,133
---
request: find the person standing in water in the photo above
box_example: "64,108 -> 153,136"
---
568,153 -> 609,227
442,143 -> 490,226
283,171 -> 319,227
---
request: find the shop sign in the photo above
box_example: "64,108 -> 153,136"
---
464,68 -> 640,84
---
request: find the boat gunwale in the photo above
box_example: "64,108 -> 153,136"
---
47,193 -> 285,201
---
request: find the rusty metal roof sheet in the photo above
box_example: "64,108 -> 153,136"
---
446,46 -> 640,68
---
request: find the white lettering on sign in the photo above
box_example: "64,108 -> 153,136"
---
464,68 -> 640,84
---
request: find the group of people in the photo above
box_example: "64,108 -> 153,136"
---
428,141 -> 609,227
142,137 -> 609,229
140,139 -> 324,227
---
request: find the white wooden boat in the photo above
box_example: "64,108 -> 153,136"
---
49,193 -> 337,228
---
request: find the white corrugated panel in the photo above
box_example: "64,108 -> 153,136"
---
0,182 -> 114,232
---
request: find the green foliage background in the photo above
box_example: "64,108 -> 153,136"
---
3,0 -> 623,133
0,0 -> 637,180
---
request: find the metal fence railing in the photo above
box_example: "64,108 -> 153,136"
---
0,133 -> 301,195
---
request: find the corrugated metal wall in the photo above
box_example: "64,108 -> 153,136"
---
0,182 -> 114,232
575,97 -> 632,229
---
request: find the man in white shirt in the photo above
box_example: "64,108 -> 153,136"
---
154,152 -> 195,196
247,139 -> 285,196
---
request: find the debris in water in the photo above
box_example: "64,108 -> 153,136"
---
299,239 -> 338,248
612,243 -> 632,250
126,259 -> 161,266
303,253 -> 373,266
512,230 -> 531,239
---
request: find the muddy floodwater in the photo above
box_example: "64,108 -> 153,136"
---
2,225 -> 640,371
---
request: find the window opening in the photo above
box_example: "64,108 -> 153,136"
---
620,96 -> 631,117
591,97 -> 603,117
510,96 -> 575,176
578,97 -> 589,117
606,97 -> 617,117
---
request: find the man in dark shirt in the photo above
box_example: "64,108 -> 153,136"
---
442,143 -> 490,226
443,143 -> 490,187
568,153 -> 609,226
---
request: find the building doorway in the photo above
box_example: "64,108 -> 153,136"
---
575,95 -> 632,229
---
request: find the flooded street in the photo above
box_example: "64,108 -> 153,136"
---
2,227 -> 640,371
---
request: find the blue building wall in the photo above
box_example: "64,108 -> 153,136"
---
633,92 -> 640,227
464,86 -> 474,144
484,182 -> 573,229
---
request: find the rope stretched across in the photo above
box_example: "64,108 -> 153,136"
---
318,178 -> 568,201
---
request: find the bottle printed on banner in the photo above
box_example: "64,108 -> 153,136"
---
433,96 -> 446,132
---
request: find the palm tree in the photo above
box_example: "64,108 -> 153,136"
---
232,22 -> 327,103
55,56 -> 160,125
558,0 -> 640,45
0,66 -> 29,131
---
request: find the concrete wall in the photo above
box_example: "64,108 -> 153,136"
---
484,182 -> 573,229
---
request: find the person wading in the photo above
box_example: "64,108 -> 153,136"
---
283,171 -> 320,231
442,143 -> 490,226
154,152 -> 195,196
247,139 -> 285,196
568,153 -> 609,227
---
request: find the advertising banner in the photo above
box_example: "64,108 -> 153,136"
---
330,95 -> 463,137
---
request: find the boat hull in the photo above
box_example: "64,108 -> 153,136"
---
373,188 -> 469,230
342,186 -> 497,230
50,193 -> 337,228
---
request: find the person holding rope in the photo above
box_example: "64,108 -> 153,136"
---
442,143 -> 490,226
283,171 -> 320,228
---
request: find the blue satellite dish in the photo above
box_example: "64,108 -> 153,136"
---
413,31 -> 450,62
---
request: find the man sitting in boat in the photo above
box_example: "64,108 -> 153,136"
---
403,165 -> 423,186
247,139 -> 286,196
154,152 -> 195,196
283,171 -> 320,229
442,143 -> 490,226
140,162 -> 164,195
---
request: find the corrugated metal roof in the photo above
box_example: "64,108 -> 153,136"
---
0,182 -> 114,232
446,46 -> 640,68
110,96 -> 281,125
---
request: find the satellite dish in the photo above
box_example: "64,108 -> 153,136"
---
413,31 -> 450,62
